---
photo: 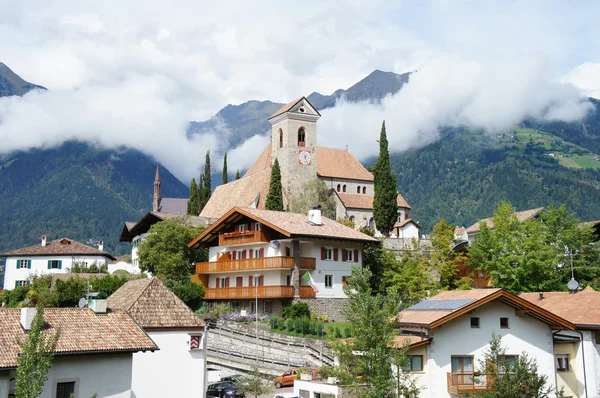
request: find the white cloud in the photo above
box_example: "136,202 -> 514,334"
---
562,62 -> 600,100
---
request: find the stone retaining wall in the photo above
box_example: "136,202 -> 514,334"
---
293,298 -> 349,323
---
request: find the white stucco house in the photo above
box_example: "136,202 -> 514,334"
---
188,207 -> 378,319
396,288 -> 574,398
522,287 -> 600,398
107,277 -> 207,398
0,305 -> 157,398
1,236 -> 116,290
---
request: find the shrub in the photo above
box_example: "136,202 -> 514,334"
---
196,302 -> 232,321
286,318 -> 295,332
281,302 -> 309,319
294,318 -> 304,334
0,284 -> 30,307
270,316 -> 279,329
344,328 -> 352,338
334,327 -> 342,339
168,281 -> 205,310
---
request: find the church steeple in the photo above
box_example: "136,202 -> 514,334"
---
153,163 -> 161,212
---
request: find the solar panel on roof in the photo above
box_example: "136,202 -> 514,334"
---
406,298 -> 475,311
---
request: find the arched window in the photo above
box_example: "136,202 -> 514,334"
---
298,127 -> 306,147
337,184 -> 341,192
349,215 -> 355,223
279,129 -> 283,148
357,186 -> 361,194
343,185 -> 347,193
362,186 -> 366,194
369,217 -> 375,229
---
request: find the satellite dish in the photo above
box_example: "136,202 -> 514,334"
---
270,241 -> 280,249
567,278 -> 579,291
78,297 -> 87,308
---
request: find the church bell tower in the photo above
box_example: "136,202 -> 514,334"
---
153,163 -> 161,212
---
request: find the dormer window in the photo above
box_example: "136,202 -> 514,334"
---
298,128 -> 306,147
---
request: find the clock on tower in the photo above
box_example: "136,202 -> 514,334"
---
298,150 -> 312,165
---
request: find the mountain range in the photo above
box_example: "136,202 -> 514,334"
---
1,62 -> 600,260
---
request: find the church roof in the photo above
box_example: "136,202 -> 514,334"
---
268,97 -> 321,120
336,192 -> 411,210
158,197 -> 188,215
244,142 -> 273,178
316,147 -> 374,181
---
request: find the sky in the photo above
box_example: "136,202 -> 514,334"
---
0,0 -> 599,182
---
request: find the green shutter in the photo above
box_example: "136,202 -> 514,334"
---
58,260 -> 62,270
48,260 -> 51,269
28,260 -> 31,269
16,260 -> 19,269
15,281 -> 19,288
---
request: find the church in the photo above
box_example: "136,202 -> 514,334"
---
200,97 -> 412,231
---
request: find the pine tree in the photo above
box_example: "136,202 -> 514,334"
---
198,150 -> 211,212
235,170 -> 240,180
373,121 -> 398,236
187,178 -> 200,215
265,158 -> 284,211
222,152 -> 228,185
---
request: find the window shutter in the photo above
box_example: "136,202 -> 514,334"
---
216,277 -> 221,288
249,275 -> 253,286
354,250 -> 359,262
259,275 -> 264,286
16,261 -> 19,269
58,260 -> 62,270
15,281 -> 19,288
342,250 -> 347,262
249,250 -> 254,259
259,248 -> 264,258
225,277 -> 230,288
232,251 -> 237,260
28,260 -> 31,269
333,249 -> 338,261
48,260 -> 51,269
321,247 -> 326,260
249,223 -> 254,231
242,250 -> 247,259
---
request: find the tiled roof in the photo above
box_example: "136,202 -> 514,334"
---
108,277 -> 205,329
268,97 -> 303,120
158,198 -> 189,215
391,335 -> 432,348
521,287 -> 600,328
0,308 -> 157,369
316,147 -> 373,181
454,226 -> 466,235
245,143 -> 273,178
334,192 -> 410,211
396,288 -> 573,330
466,207 -> 545,234
190,207 -> 378,247
2,238 -> 116,261
125,222 -> 137,231
121,212 -> 212,242
396,192 -> 411,209
393,219 -> 420,229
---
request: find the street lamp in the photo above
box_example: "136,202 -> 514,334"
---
254,273 -> 259,364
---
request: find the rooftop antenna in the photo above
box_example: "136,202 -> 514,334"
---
565,246 -> 579,292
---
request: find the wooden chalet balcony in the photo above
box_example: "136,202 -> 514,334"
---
204,285 -> 317,300
196,256 -> 316,274
218,230 -> 269,246
447,373 -> 492,394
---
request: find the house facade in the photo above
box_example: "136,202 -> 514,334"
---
0,305 -> 157,398
2,237 -> 116,289
396,289 -> 573,398
188,207 -> 377,319
108,277 -> 208,398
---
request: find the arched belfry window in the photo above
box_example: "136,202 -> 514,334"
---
279,129 -> 283,148
337,184 -> 341,192
362,186 -> 366,194
298,127 -> 306,147
357,186 -> 361,194
343,185 -> 347,193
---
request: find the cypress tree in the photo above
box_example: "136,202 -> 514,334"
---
235,170 -> 240,180
198,151 -> 212,212
222,152 -> 228,185
187,178 -> 200,215
373,121 -> 398,236
265,158 -> 284,211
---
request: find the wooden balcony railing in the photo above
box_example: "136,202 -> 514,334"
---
218,230 -> 269,246
447,373 -> 492,394
204,285 -> 316,300
196,256 -> 316,274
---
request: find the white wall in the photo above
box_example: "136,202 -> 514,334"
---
294,379 -> 341,398
3,255 -> 109,290
397,224 -> 420,240
420,300 -> 558,398
40,354 -> 133,398
133,330 -> 207,398
131,233 -> 149,270
108,260 -> 140,275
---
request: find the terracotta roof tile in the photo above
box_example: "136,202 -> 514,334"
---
268,98 -> 303,120
245,142 -> 273,178
108,277 -> 205,329
316,147 -> 373,181
397,192 -> 411,209
391,335 -> 432,348
521,288 -> 600,327
393,219 -> 420,229
337,193 -> 373,209
2,238 -> 116,260
466,207 -> 545,234
0,308 -> 157,369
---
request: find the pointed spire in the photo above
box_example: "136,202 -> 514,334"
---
153,163 -> 161,212
155,162 -> 160,182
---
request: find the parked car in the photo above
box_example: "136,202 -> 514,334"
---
221,374 -> 244,383
273,369 -> 298,388
206,381 -> 243,398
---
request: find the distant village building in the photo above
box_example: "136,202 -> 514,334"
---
108,277 -> 207,398
188,207 -> 377,320
1,237 -> 116,290
199,97 -> 412,231
0,304 -> 157,397
465,207 -> 545,244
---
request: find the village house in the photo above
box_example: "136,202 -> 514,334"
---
1,236 -> 116,290
396,288 -> 573,397
521,287 -> 600,398
107,277 -> 208,398
465,207 -> 545,244
198,97 -> 412,232
188,206 -> 377,319
0,304 -> 157,398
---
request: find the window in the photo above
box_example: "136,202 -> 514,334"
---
286,274 -> 291,286
17,259 -> 31,269
325,248 -> 333,260
349,215 -> 355,223
357,186 -> 361,194
298,127 -> 306,146
470,317 -> 480,328
451,356 -> 473,374
15,280 -> 27,287
499,355 -> 518,373
344,249 -> 354,262
238,224 -> 246,232
279,129 -> 283,148
500,317 -> 509,328
402,355 -> 423,372
369,217 -> 375,229
56,381 -> 75,398
362,186 -> 366,194
48,260 -> 62,269
254,249 -> 264,258
343,184 -> 346,192
325,274 -> 333,288
557,355 -> 569,371
337,184 -> 341,192
254,223 -> 261,231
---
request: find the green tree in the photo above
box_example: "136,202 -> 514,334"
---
167,280 -> 206,310
265,158 -> 284,211
235,366 -> 273,398
15,306 -> 61,398
137,217 -> 207,282
329,266 -> 418,398
430,219 -> 470,290
187,177 -> 200,215
198,150 -> 212,212
222,152 -> 228,184
358,226 -> 388,293
235,170 -> 240,180
373,121 -> 398,236
466,333 -> 564,398
289,178 -> 335,218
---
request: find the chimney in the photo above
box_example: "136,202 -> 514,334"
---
41,235 -> 47,247
538,293 -> 544,300
87,292 -> 108,314
98,240 -> 104,251
308,206 -> 322,226
20,307 -> 37,331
